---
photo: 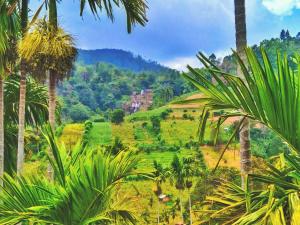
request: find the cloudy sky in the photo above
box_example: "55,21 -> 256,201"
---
30,0 -> 300,70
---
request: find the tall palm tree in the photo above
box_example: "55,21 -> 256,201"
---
16,0 -> 28,175
171,155 -> 185,223
46,0 -> 148,129
48,0 -> 57,129
234,0 -> 250,188
4,75 -> 48,174
0,0 -> 19,185
181,48 -> 300,225
152,160 -> 169,224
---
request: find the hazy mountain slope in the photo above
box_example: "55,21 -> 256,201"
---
77,49 -> 169,72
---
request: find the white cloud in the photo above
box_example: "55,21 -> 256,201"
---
262,0 -> 300,16
162,56 -> 202,72
162,49 -> 232,72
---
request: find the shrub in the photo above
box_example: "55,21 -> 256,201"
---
150,115 -> 161,134
106,137 -> 128,155
82,120 -> 93,145
141,122 -> 148,128
111,109 -> 125,124
69,103 -> 92,122
92,116 -> 105,123
160,110 -> 169,120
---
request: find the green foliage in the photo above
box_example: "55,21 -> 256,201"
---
106,136 -> 128,155
150,115 -> 161,134
58,62 -> 194,120
201,154 -> 300,225
79,0 -> 148,33
183,48 -> 300,152
82,120 -> 93,145
128,107 -> 169,122
87,122 -> 112,146
68,103 -> 92,122
4,75 -> 48,174
251,128 -> 289,158
111,109 -> 125,124
18,19 -> 77,81
0,126 -> 142,224
182,47 -> 300,224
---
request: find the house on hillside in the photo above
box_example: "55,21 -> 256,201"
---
123,89 -> 153,113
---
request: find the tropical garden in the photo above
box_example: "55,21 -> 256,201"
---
0,0 -> 299,224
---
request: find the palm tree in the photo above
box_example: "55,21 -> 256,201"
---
0,127 -> 141,224
180,47 -> 300,224
0,0 -> 19,185
4,75 -> 48,174
183,157 -> 194,225
46,0 -> 148,129
234,0 -> 250,188
152,160 -> 169,224
16,0 -> 28,175
170,155 -> 185,223
48,0 -> 58,129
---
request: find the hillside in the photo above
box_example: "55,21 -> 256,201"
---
77,49 -> 169,72
59,32 -> 300,122
58,62 -> 194,121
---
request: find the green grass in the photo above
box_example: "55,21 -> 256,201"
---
161,119 -> 198,144
138,149 -> 197,170
88,122 -> 112,146
126,106 -> 168,121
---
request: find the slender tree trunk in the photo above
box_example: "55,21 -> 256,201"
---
47,72 -> 56,179
0,77 -> 4,187
234,0 -> 251,188
17,0 -> 28,175
17,70 -> 26,174
48,72 -> 56,129
157,200 -> 160,225
47,0 -> 58,180
189,191 -> 192,225
179,190 -> 184,223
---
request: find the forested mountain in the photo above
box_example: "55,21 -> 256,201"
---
58,61 -> 194,121
220,29 -> 300,73
58,31 -> 300,122
77,49 -> 168,72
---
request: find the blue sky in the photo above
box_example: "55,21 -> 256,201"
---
30,0 -> 300,70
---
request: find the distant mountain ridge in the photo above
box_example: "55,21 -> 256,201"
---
77,49 -> 170,72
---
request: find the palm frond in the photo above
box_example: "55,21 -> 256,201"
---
79,0 -> 148,33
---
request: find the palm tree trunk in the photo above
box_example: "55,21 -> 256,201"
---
157,200 -> 160,224
48,72 -> 56,129
17,0 -> 28,175
189,192 -> 192,225
47,0 -> 58,181
180,190 -> 184,223
0,77 -> 4,186
47,72 -> 56,179
17,70 -> 26,174
234,0 -> 251,188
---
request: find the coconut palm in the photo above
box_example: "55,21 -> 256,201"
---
46,0 -> 148,129
170,155 -> 186,223
200,154 -> 300,225
152,160 -> 169,224
0,126 -> 142,224
4,74 -> 48,174
16,0 -> 28,175
234,0 -> 250,188
180,47 -> 300,224
0,0 -> 19,185
183,157 -> 194,225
